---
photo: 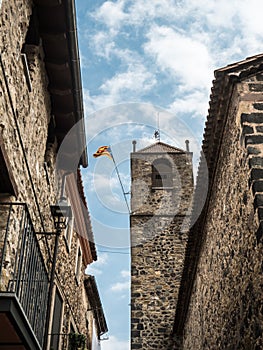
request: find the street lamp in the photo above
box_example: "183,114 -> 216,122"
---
50,197 -> 71,230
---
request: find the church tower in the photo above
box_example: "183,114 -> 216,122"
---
130,141 -> 194,349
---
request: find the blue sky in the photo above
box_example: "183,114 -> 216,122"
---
75,1 -> 263,349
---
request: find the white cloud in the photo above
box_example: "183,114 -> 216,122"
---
83,63 -> 156,115
84,167 -> 130,215
239,0 -> 263,36
144,25 -> 213,89
110,268 -> 130,292
93,0 -> 127,31
121,270 -> 130,278
125,0 -> 178,25
84,103 -> 158,140
93,0 -> 188,29
168,90 -> 209,118
100,64 -> 156,96
184,0 -> 239,28
85,252 -> 109,275
237,1 -> 263,55
92,31 -> 116,59
83,170 -> 122,195
111,281 -> 130,292
93,172 -> 119,192
101,335 -> 129,350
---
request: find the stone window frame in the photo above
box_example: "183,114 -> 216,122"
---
152,158 -> 173,189
0,136 -> 18,197
64,198 -> 74,253
75,241 -> 83,285
50,285 -> 64,350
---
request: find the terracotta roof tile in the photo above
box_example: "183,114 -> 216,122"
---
77,168 -> 97,262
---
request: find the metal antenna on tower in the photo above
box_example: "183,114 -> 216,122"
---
154,112 -> 160,141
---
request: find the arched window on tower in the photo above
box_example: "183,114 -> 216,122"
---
152,159 -> 173,188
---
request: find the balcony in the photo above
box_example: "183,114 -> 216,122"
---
0,203 -> 49,350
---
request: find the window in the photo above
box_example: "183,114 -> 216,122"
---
22,7 -> 39,92
0,137 -> 18,196
50,288 -> 63,350
68,322 -> 75,350
152,159 -> 173,188
75,244 -> 82,284
64,211 -> 74,251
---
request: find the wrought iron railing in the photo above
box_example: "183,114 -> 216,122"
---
0,203 -> 49,347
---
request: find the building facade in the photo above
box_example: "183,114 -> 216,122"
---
0,1 -> 107,349
130,141 -> 193,349
172,54 -> 263,350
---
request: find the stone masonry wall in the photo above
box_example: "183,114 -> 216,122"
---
131,152 -> 193,216
131,150 -> 193,349
131,216 -> 189,349
58,231 -> 90,348
0,0 -> 56,231
183,74 -> 263,349
0,0 -> 55,287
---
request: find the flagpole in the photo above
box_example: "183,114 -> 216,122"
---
110,147 -> 131,214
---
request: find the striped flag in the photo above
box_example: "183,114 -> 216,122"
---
93,146 -> 113,159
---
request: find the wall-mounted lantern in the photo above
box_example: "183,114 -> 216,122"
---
50,197 -> 71,230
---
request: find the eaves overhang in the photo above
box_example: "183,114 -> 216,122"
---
33,0 -> 88,168
84,276 -> 108,337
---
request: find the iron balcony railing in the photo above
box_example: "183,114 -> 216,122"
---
0,202 -> 49,347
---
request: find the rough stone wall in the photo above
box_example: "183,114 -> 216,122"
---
0,0 -> 55,287
131,216 -> 189,349
0,0 -> 55,231
131,152 -> 193,216
130,150 -> 193,349
183,75 -> 263,349
58,231 -> 90,348
0,2 -> 94,349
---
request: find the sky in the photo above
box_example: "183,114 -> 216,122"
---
74,1 -> 263,349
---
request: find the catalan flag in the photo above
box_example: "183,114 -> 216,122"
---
93,146 -> 113,159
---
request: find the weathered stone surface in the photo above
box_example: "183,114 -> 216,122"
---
252,180 -> 263,194
249,156 -> 263,168
251,168 -> 263,181
247,146 -> 261,155
241,112 -> 263,124
256,125 -> 263,132
130,144 -> 193,349
183,73 -> 263,350
253,103 -> 263,110
0,2 -> 99,348
242,125 -> 254,135
249,83 -> 263,92
245,135 -> 263,146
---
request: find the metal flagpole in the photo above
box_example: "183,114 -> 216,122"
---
154,112 -> 160,141
110,147 -> 131,214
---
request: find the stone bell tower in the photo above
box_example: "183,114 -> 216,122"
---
130,141 -> 193,350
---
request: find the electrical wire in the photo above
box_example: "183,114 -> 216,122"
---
98,249 -> 130,255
